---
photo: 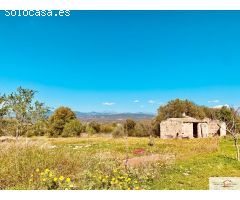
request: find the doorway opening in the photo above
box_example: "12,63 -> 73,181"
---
193,123 -> 198,138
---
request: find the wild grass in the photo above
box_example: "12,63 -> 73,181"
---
0,136 -> 239,190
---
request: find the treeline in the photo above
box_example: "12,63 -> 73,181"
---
1,88 -> 239,138
0,87 -> 154,138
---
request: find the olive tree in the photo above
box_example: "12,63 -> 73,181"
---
6,87 -> 49,139
218,107 -> 240,161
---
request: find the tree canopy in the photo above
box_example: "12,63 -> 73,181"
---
156,99 -> 206,122
156,99 -> 240,127
48,107 -> 76,137
2,87 -> 49,138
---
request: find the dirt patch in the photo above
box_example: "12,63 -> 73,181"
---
0,136 -> 16,143
123,153 -> 175,167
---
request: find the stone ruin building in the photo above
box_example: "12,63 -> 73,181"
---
159,115 -> 226,139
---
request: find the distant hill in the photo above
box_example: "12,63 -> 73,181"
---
47,111 -> 155,122
75,112 -> 155,122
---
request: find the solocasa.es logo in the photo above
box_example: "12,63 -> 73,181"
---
209,177 -> 240,190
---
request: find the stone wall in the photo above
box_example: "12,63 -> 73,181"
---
182,123 -> 193,138
160,120 -> 182,138
160,118 -> 226,139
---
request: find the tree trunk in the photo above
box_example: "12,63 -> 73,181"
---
16,127 -> 19,141
234,138 -> 240,161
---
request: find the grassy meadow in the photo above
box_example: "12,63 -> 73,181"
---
0,136 -> 240,190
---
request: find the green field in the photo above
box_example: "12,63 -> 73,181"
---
0,136 -> 239,190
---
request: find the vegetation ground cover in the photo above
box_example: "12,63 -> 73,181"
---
0,136 -> 239,190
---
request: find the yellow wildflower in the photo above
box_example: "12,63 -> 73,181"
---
45,169 -> 50,173
36,168 -> 40,172
59,176 -> 64,181
42,178 -> 46,182
54,177 -> 58,182
66,178 -> 71,183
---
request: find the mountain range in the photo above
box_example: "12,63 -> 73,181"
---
75,111 -> 155,122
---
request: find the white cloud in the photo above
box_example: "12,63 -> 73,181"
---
213,104 -> 230,109
208,100 -> 220,103
148,100 -> 155,104
102,102 -> 115,106
133,100 -> 140,103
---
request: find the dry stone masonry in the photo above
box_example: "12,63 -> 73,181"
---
159,116 -> 226,139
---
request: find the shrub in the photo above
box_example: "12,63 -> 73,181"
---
88,121 -> 101,133
86,126 -> 96,135
100,124 -> 114,133
0,118 -> 18,136
124,119 -> 136,133
26,120 -> 48,137
130,122 -> 153,137
62,119 -> 83,137
112,124 -> 125,138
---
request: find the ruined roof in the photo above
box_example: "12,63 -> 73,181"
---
163,116 -> 209,123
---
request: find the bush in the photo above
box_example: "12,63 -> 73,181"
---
62,119 -> 83,137
100,123 -> 114,133
88,121 -> 101,133
128,122 -> 154,137
86,126 -> 96,135
26,121 -> 48,137
124,119 -> 136,133
112,124 -> 125,138
0,118 -> 18,136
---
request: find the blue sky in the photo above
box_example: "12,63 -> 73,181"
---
0,11 -> 240,113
